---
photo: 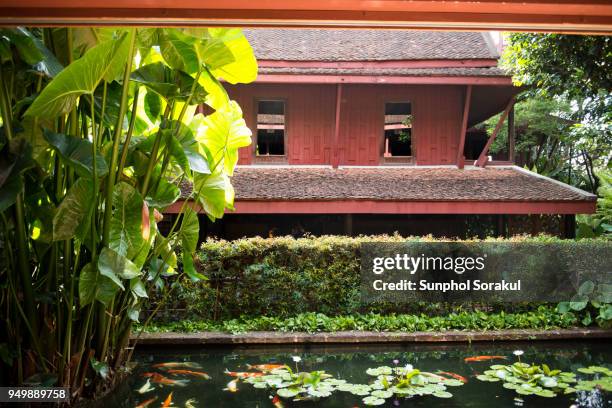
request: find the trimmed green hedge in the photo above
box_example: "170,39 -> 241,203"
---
152,235 -> 605,322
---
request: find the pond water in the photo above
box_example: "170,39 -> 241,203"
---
120,340 -> 610,408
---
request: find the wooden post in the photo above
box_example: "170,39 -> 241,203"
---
332,83 -> 343,168
344,214 -> 353,236
508,105 -> 515,162
456,85 -> 472,169
563,215 -> 576,238
475,96 -> 515,167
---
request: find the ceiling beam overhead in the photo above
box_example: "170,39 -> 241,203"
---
1,0 -> 611,34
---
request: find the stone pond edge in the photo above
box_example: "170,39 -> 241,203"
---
131,328 -> 612,346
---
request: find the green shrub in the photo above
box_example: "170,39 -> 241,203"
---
149,235 -> 608,324
142,307 -> 579,334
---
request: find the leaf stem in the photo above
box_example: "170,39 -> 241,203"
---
102,28 -> 137,246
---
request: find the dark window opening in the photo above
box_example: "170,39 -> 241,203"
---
384,102 -> 412,157
256,100 -> 285,156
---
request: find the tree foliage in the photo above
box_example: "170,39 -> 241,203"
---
500,34 -> 611,193
0,27 -> 256,399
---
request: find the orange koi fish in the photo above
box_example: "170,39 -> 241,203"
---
246,364 -> 286,372
143,372 -> 189,386
162,392 -> 173,408
464,355 -> 507,362
225,369 -> 264,379
152,361 -> 202,369
167,369 -> 211,379
135,396 -> 158,408
272,395 -> 284,408
437,371 -> 468,383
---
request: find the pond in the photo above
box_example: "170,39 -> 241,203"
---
120,341 -> 610,408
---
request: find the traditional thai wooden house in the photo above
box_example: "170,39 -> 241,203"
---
170,29 -> 596,239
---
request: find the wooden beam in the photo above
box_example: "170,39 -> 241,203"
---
255,74 -> 514,85
166,199 -> 596,215
1,1 -> 611,34
258,59 -> 500,69
475,96 -> 516,167
456,85 -> 472,169
508,105 -> 515,163
332,83 -> 343,168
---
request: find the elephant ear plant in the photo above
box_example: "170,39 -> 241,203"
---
0,27 -> 256,400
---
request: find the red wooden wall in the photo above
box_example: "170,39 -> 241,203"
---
227,83 -> 464,165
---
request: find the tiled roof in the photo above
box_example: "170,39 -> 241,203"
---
182,167 -> 595,202
258,66 -> 507,77
244,29 -> 498,61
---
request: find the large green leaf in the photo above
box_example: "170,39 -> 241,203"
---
199,100 -> 251,176
198,68 -> 230,110
165,121 -> 210,175
0,28 -> 43,65
180,208 -> 199,253
131,62 -> 207,103
130,278 -> 148,299
0,138 -> 34,212
79,261 -> 121,306
131,62 -> 178,99
194,169 -> 234,221
53,178 -> 93,241
78,262 -> 97,306
15,27 -> 63,77
144,91 -> 162,122
147,178 -> 181,209
109,182 -> 148,260
159,29 -> 199,74
98,247 -> 141,291
43,130 -> 108,178
179,207 -> 204,281
153,231 -> 178,269
191,28 -> 257,84
177,119 -> 210,174
25,33 -> 129,118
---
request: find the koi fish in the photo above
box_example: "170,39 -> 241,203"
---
437,371 -> 468,383
152,362 -> 202,369
272,395 -> 284,408
137,379 -> 154,394
246,364 -> 286,372
225,369 -> 264,378
464,355 -> 507,362
185,398 -> 197,408
224,379 -> 239,392
162,392 -> 173,408
143,372 -> 189,386
167,369 -> 211,379
135,396 -> 157,408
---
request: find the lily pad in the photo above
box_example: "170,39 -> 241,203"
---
362,396 -> 386,406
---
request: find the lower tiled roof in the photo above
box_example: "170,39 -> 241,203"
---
220,166 -> 595,202
258,66 -> 507,77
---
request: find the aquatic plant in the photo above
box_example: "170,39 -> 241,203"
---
478,362 -> 612,398
241,364 -> 464,406
242,366 -> 337,400
351,365 -> 464,405
477,362 -> 578,397
575,366 -> 612,392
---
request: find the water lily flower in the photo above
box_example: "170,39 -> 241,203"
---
392,359 -> 399,365
513,350 -> 524,356
292,356 -> 302,363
